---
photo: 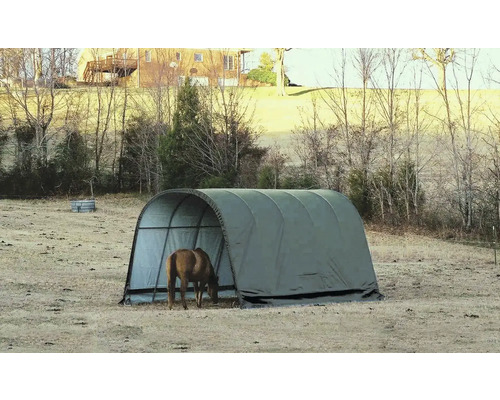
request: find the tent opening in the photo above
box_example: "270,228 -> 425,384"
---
123,192 -> 236,304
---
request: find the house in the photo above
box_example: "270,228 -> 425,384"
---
77,48 -> 253,87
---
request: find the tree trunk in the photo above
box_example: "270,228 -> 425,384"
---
275,48 -> 287,97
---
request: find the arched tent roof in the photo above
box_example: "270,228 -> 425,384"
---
121,188 -> 383,308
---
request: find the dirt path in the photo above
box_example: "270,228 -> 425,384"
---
1,195 -> 500,352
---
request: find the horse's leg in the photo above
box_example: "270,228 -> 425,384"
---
197,280 -> 207,308
166,255 -> 176,310
180,277 -> 188,310
193,282 -> 200,307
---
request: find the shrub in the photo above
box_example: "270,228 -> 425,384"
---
247,68 -> 277,85
92,170 -> 117,195
1,161 -> 57,196
257,165 -> 277,189
247,69 -> 290,86
0,127 -> 8,170
348,168 -> 373,219
280,168 -> 319,189
53,130 -> 93,196
200,174 -> 233,188
0,124 -> 58,196
121,114 -> 164,193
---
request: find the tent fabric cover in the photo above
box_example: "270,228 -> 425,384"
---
121,188 -> 383,308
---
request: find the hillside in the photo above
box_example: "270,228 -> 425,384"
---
250,86 -> 500,137
2,85 -> 500,141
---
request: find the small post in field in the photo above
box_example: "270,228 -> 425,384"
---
493,226 -> 497,266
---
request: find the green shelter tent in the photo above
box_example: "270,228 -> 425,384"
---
121,188 -> 383,308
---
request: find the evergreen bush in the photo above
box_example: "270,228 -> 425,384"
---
53,130 -> 93,196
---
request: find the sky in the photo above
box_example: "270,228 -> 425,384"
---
3,1 -> 500,92
247,48 -> 500,90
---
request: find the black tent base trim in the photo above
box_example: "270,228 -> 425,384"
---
120,287 -> 384,308
124,285 -> 236,295
120,285 -> 237,305
240,289 -> 384,309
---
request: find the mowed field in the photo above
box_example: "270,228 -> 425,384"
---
1,195 -> 500,353
4,85 -> 500,139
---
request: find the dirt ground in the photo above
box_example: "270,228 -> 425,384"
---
1,195 -> 500,353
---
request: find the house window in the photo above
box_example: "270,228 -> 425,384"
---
224,55 -> 234,70
145,50 -> 152,63
176,52 -> 181,61
194,53 -> 203,62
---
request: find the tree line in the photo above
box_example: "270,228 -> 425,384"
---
1,48 -> 500,239
0,48 -> 267,197
280,48 -> 500,239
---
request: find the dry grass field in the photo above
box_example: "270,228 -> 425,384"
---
4,85 -> 500,137
2,86 -> 500,178
1,195 -> 500,353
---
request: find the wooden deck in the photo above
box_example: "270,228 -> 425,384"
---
83,58 -> 137,82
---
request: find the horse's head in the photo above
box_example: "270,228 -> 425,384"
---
207,272 -> 219,304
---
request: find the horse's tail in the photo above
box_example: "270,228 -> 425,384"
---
166,252 -> 177,309
167,252 -> 177,281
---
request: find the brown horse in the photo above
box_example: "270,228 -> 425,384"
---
166,248 -> 219,310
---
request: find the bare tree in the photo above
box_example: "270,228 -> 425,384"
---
416,48 -> 482,230
197,84 -> 261,183
0,48 -> 76,166
413,48 -> 455,92
414,49 -> 461,213
168,60 -> 263,188
400,58 -> 434,223
274,48 -> 291,97
481,123 -> 500,230
292,97 -> 341,190
140,48 -> 181,127
451,49 -> 482,230
83,49 -> 118,178
350,49 -> 381,217
56,48 -> 78,85
370,48 -> 408,222
318,49 -> 381,216
353,48 -> 379,132
0,48 -> 21,87
121,114 -> 160,194
259,141 -> 288,189
186,50 -> 264,186
321,49 -> 353,167
374,49 -> 407,172
479,55 -> 500,231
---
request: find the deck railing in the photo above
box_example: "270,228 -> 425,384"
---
86,58 -> 138,72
